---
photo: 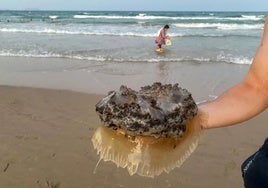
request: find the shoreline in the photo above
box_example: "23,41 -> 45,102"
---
0,85 -> 267,188
0,56 -> 249,102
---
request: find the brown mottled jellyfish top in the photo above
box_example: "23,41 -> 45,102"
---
95,82 -> 198,138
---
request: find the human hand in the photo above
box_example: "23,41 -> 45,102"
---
166,35 -> 171,40
186,109 -> 207,132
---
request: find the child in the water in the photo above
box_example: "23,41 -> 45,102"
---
155,24 -> 170,52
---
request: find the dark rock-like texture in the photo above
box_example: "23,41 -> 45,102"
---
95,82 -> 198,138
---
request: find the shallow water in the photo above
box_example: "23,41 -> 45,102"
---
0,11 -> 265,65
0,56 -> 249,105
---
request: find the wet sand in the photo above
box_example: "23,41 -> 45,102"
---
0,56 -> 249,101
0,85 -> 268,188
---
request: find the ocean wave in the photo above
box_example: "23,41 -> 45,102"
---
49,15 -> 58,19
0,50 -> 252,65
0,28 -> 84,35
72,14 -> 153,19
0,27 -> 260,38
216,54 -> 252,65
0,28 -> 155,36
241,15 -> 265,20
0,50 -> 106,61
172,23 -> 263,30
72,14 -> 264,21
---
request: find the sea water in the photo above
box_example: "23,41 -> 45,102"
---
0,11 -> 265,65
0,11 -> 266,98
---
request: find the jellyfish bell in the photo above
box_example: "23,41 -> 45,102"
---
91,120 -> 202,178
92,82 -> 201,177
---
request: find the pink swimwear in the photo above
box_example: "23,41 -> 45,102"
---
155,28 -> 166,45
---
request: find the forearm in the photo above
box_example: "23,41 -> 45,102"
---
198,81 -> 268,129
198,15 -> 268,129
190,15 -> 268,129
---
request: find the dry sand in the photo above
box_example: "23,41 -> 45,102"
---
0,85 -> 268,188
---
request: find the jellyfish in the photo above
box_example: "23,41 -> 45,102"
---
92,82 -> 202,177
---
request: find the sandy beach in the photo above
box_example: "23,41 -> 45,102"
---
0,64 -> 268,187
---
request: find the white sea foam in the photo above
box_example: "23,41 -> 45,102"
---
74,15 -> 94,19
170,16 -> 264,21
73,14 -> 167,20
72,14 -> 264,21
73,15 -> 143,19
0,27 -> 260,38
0,50 -> 253,65
0,27 -> 105,35
216,54 -> 252,65
0,50 -> 106,62
241,15 -> 263,20
0,28 -> 83,35
0,27 -> 163,37
138,13 -> 146,17
49,15 -> 58,19
172,23 -> 263,30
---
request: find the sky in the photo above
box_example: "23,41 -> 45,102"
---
0,0 -> 268,11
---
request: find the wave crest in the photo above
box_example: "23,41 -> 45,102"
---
0,50 -> 252,65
